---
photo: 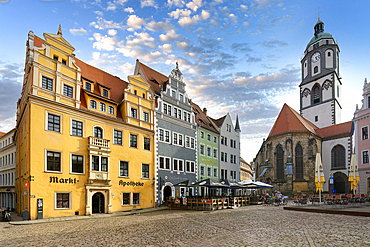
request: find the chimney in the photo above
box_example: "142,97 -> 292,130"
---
203,108 -> 207,116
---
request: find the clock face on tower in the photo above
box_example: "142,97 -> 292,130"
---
312,52 -> 321,63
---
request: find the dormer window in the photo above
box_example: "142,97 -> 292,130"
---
134,90 -> 137,95
103,89 -> 108,98
85,82 -> 91,91
62,59 -> 67,65
53,55 -> 58,61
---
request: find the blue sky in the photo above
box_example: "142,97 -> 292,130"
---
0,0 -> 369,162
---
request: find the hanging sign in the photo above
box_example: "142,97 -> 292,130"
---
25,181 -> 29,187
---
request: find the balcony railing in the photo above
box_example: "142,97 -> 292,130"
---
88,136 -> 110,149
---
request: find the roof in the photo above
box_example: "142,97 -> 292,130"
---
75,58 -> 128,105
136,60 -> 168,95
316,121 -> 353,140
192,102 -> 219,134
268,104 -> 319,138
210,115 -> 227,127
0,132 -> 6,137
235,115 -> 241,131
34,35 -> 45,47
306,19 -> 334,49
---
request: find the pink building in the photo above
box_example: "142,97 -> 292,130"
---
353,78 -> 370,194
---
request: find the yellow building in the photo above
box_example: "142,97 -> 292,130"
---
240,157 -> 252,182
15,26 -> 155,220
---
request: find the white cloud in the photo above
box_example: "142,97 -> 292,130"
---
240,4 -> 248,11
177,41 -> 188,49
92,33 -> 117,51
126,32 -> 155,48
92,51 -> 100,60
186,0 -> 202,11
124,7 -> 134,13
169,8 -> 191,19
159,29 -> 180,42
201,10 -> 210,19
178,15 -> 201,26
243,21 -> 250,27
113,0 -> 128,5
69,27 -> 88,36
127,15 -> 145,30
229,13 -> 237,24
167,0 -> 184,8
141,0 -> 158,8
108,29 -> 117,36
145,20 -> 173,32
106,2 -> 117,11
90,17 -> 123,30
119,62 -> 135,75
94,10 -> 104,16
159,44 -> 173,53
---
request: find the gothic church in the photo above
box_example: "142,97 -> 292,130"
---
254,19 -> 353,195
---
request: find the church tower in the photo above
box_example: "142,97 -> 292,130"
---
300,19 -> 342,128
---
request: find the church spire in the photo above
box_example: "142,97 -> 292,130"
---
235,115 -> 241,132
57,24 -> 62,36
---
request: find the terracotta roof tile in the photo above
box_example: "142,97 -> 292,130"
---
210,115 -> 226,127
0,132 -> 6,137
34,35 -> 45,47
316,121 -> 353,140
268,104 -> 319,138
137,60 -> 168,95
75,58 -> 128,104
192,102 -> 219,133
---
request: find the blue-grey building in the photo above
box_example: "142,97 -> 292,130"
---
134,61 -> 197,206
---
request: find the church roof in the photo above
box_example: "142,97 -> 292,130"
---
316,121 -> 353,140
306,19 -> 334,50
268,104 -> 319,138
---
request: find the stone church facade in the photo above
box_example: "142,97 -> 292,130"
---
254,19 -> 353,195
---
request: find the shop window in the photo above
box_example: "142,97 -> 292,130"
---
47,151 -> 61,172
122,193 -> 130,205
133,193 -> 140,205
119,161 -> 129,177
71,154 -> 83,174
56,192 -> 70,209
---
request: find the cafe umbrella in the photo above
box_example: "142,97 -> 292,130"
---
348,153 -> 360,194
315,153 -> 325,203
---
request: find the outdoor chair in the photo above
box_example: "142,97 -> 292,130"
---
364,194 -> 370,203
325,195 -> 334,206
347,194 -> 355,204
293,196 -> 300,206
355,194 -> 365,204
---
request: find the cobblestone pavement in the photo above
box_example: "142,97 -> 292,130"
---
1,206 -> 370,246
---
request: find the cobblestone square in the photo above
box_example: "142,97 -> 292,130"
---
1,206 -> 370,246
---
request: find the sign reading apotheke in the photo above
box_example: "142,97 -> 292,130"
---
119,180 -> 144,187
49,176 -> 79,184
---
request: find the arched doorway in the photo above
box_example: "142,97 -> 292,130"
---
163,186 -> 172,202
92,192 -> 105,214
334,172 -> 347,194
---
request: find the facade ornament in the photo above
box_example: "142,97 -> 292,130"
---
302,88 -> 311,98
57,24 -> 62,36
322,80 -> 332,90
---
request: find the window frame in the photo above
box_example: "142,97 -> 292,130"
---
63,84 -> 73,98
113,129 -> 123,145
70,118 -> 84,137
119,160 -> 129,178
90,100 -> 97,109
362,126 -> 369,140
41,75 -> 54,91
45,111 -> 62,134
70,153 -> 84,174
143,137 -> 151,151
141,163 -> 150,179
55,192 -> 71,210
45,149 -> 62,173
159,156 -> 171,170
99,102 -> 106,112
108,106 -> 114,115
130,133 -> 138,148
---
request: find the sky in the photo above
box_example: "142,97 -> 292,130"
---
0,0 -> 369,163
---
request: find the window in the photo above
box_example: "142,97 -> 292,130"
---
315,116 -> 318,122
179,160 -> 183,172
133,193 -> 140,205
207,167 -> 211,177
230,154 -> 234,163
142,93 -> 146,98
200,131 -> 204,139
214,168 -> 217,178
134,90 -> 137,95
187,113 -> 190,122
130,134 -> 137,148
56,193 -> 70,209
168,105 -> 172,116
102,89 -> 108,97
163,104 -> 167,114
120,161 -> 129,177
90,100 -> 97,109
179,94 -> 183,102
234,140 -> 236,148
71,154 -> 83,174
144,137 -> 150,151
160,157 -> 171,170
368,96 -> 370,109
72,120 -> 83,137
179,134 -> 183,146
186,136 -> 190,147
225,137 -> 228,146
108,106 -> 114,115
221,136 -> 224,145
363,151 -> 369,164
214,136 -> 217,143
362,126 -> 368,140
172,90 -> 176,98
221,169 -> 224,180
221,152 -> 224,161
200,145 -> 205,155
101,157 -> 108,172
159,129 -> 164,141
200,166 -> 204,176
173,133 -> 178,145
165,131 -> 170,143
48,114 -> 60,132
47,151 -> 61,172
62,59 -> 67,65
225,153 -> 228,162
230,139 -> 233,148
142,164 -> 149,179
53,55 -> 58,61
94,127 -> 103,138
207,134 -> 211,141
63,84 -> 73,98
313,85 -> 320,104
178,109 -> 181,120
207,147 -> 211,157
92,156 -> 99,171
174,108 -> 177,118
131,108 -> 137,118
295,144 -> 303,179
331,145 -> 346,169
213,149 -> 217,158
114,130 -> 122,145
183,112 -> 186,120
314,66 -> 318,73
143,112 -> 149,122
186,161 -> 194,173
86,82 -> 91,91
122,193 -> 130,205
277,145 -> 284,179
100,102 -> 106,112
42,76 -> 53,91
191,138 -> 194,148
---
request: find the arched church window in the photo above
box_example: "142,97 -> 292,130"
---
276,145 -> 284,180
295,144 -> 303,179
314,66 -> 318,73
331,145 -> 345,169
312,85 -> 320,104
